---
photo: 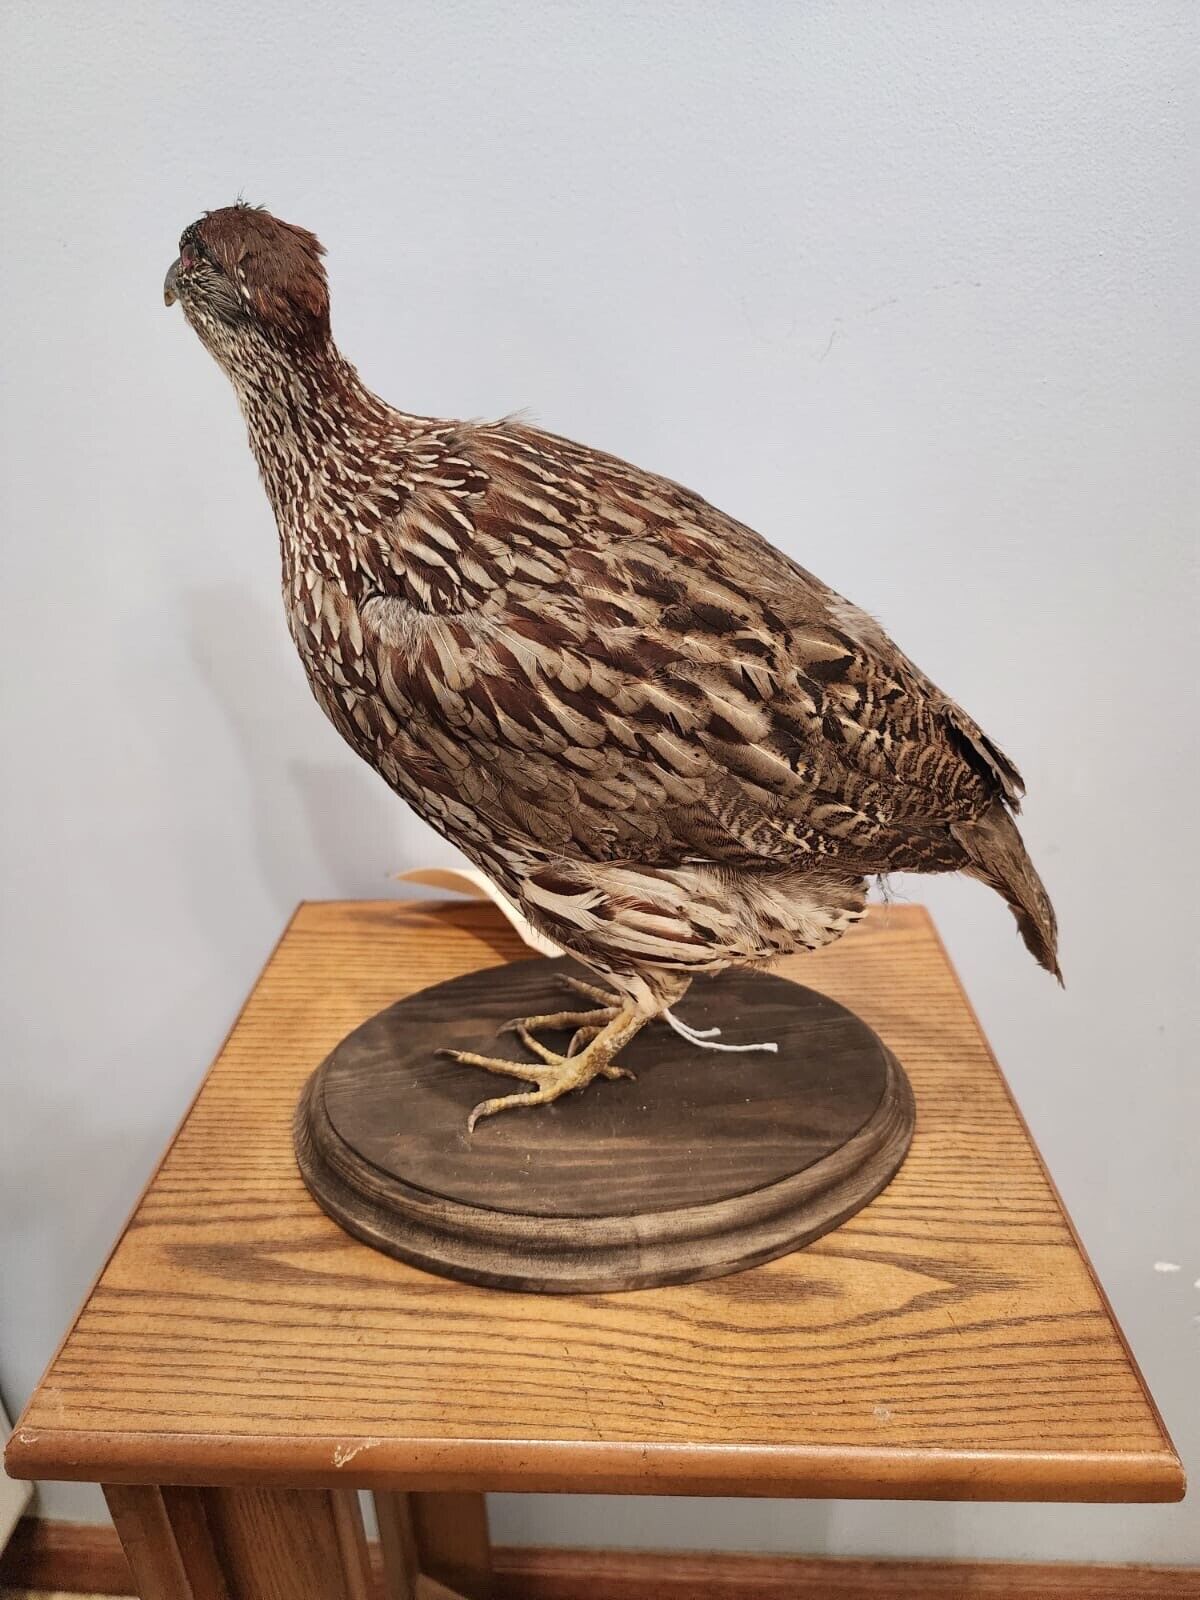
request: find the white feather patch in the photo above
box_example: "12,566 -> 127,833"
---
395,866 -> 566,957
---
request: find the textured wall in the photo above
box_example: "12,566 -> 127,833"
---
1,0 -> 1196,1562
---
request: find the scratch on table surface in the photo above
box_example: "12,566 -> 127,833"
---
1153,1261 -> 1181,1273
564,1342 -> 603,1439
333,1437 -> 382,1468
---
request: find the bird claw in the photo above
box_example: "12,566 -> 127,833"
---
498,1005 -> 617,1038
461,1053 -> 604,1133
440,1007 -> 642,1132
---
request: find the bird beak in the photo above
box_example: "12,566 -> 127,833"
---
163,259 -> 180,307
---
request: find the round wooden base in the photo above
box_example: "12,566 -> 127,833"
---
294,958 -> 914,1293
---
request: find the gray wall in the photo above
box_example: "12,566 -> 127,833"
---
2,0 -> 1196,1564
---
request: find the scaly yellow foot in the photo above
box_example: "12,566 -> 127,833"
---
440,1006 -> 647,1132
500,974 -> 625,1057
499,1003 -> 620,1058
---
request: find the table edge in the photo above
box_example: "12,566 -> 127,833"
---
3,1424 -> 1184,1502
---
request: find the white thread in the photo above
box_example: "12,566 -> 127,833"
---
673,1019 -> 722,1038
664,1009 -> 779,1054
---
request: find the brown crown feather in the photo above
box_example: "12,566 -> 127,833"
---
196,204 -> 329,339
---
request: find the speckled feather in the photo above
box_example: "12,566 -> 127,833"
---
169,204 -> 1059,1009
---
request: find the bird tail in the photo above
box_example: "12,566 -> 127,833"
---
951,803 -> 1062,982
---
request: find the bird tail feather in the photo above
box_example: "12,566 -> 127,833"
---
952,803 -> 1062,982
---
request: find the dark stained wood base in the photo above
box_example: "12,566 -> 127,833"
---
293,957 -> 915,1292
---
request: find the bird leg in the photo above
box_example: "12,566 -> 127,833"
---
505,971 -> 776,1056
499,1003 -> 620,1047
557,974 -> 623,1006
495,974 -> 623,1058
551,973 -> 776,1054
441,1006 -> 647,1132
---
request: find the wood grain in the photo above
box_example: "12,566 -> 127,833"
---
4,902 -> 1183,1502
407,1493 -> 492,1599
203,1486 -> 373,1600
296,959 -> 914,1290
101,1486 -> 228,1600
2,1520 -> 1197,1598
374,1493 -> 419,1600
100,1485 -> 375,1600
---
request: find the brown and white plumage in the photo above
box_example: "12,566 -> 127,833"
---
166,204 -> 1058,1123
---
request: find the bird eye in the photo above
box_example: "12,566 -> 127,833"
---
180,243 -> 200,271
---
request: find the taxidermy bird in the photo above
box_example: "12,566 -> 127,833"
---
165,203 -> 1059,1130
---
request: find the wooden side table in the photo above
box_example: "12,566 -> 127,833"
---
5,902 -> 1183,1599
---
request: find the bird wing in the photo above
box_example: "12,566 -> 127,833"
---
354,419 -> 1022,876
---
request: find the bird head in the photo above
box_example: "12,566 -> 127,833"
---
164,203 -> 330,370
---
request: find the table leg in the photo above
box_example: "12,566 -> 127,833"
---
373,1491 -> 492,1600
104,1483 -> 373,1600
374,1491 -> 418,1599
103,1486 -> 229,1600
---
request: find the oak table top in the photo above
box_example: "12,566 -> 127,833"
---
6,901 -> 1183,1504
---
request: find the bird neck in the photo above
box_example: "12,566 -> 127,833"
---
229,335 -> 409,527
